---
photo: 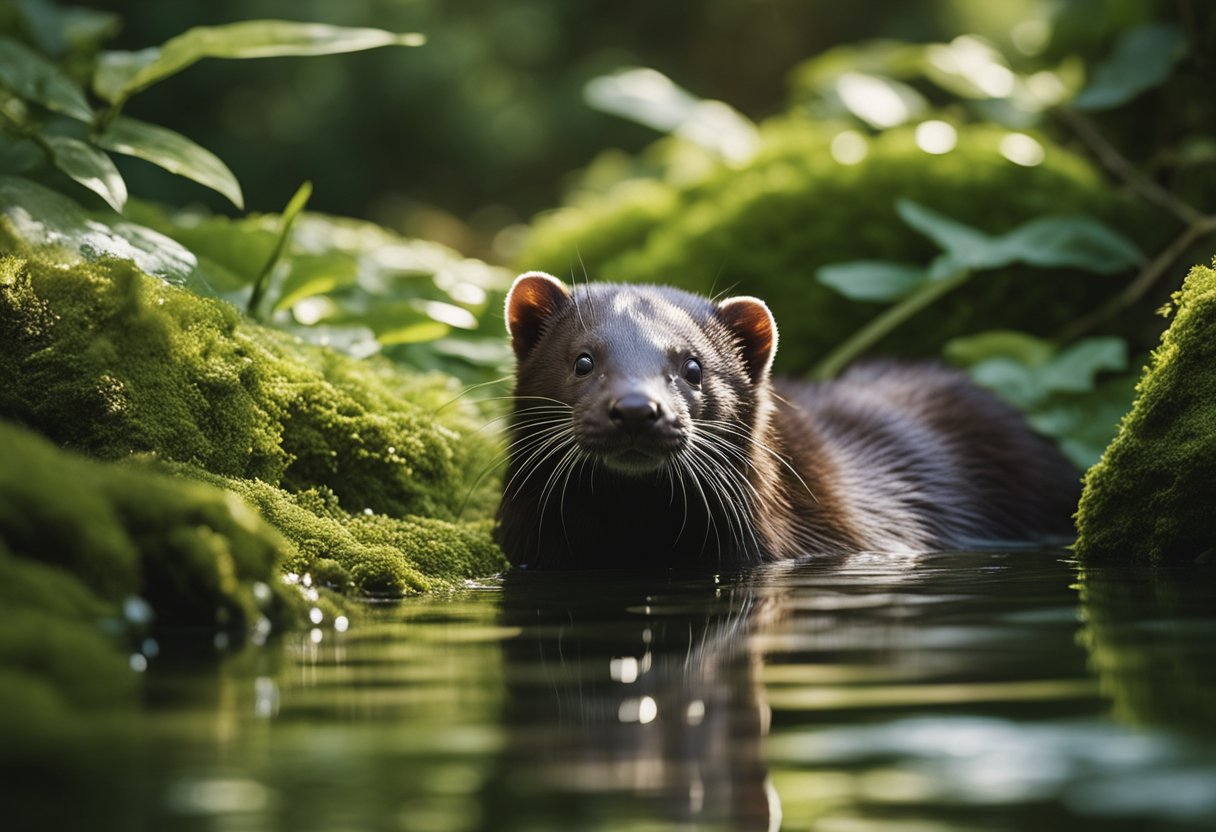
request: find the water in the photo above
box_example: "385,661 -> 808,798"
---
11,550 -> 1216,831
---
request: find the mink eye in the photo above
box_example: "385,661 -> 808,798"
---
574,354 -> 594,376
682,358 -> 702,386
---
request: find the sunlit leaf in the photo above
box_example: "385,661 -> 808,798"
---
944,330 -> 1055,368
0,174 -> 206,291
994,216 -> 1141,273
895,198 -> 1002,269
378,321 -> 451,345
94,116 -> 243,208
1073,23 -> 1187,112
41,134 -> 127,211
0,35 -> 92,120
816,260 -> 927,301
248,180 -> 311,317
94,20 -> 426,106
896,200 -> 1140,275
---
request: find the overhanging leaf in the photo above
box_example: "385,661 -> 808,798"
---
94,20 -> 426,106
0,174 -> 203,289
1073,23 -> 1187,112
895,198 -> 1005,270
41,133 -> 127,211
0,35 -> 92,121
994,216 -> 1141,273
94,116 -> 244,208
816,260 -> 928,301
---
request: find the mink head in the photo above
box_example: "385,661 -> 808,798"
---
504,271 -> 778,476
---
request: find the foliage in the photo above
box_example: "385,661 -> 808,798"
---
520,2 -> 1216,471
1074,262 -> 1216,564
0,2 -> 512,379
0,254 -> 507,591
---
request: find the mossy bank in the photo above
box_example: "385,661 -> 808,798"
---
0,254 -> 508,616
1074,261 -> 1216,564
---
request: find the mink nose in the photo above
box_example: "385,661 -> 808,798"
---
609,394 -> 660,434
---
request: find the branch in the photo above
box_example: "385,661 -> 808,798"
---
1055,107 -> 1201,225
1055,215 -> 1216,342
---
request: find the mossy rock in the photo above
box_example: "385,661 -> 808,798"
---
519,118 -> 1165,372
1074,262 -> 1216,564
0,420 -> 297,632
0,254 -> 508,602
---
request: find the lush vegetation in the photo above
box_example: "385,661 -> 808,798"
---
1,0 -> 1212,703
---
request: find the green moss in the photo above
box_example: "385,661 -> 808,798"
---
1075,262 -> 1216,564
0,254 -> 507,606
519,118 -> 1163,371
0,421 -> 297,631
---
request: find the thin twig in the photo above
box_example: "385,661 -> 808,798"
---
1055,108 -> 1201,225
1056,215 -> 1216,342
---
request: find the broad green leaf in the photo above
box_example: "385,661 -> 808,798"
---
1039,337 -> 1127,394
895,198 -> 1005,269
944,330 -> 1055,368
897,200 -> 1140,276
94,116 -> 243,208
1073,23 -> 1187,112
0,174 -> 204,290
273,252 -> 359,312
94,21 -> 426,106
41,133 -> 127,211
994,216 -> 1141,273
816,260 -> 927,301
0,35 -> 92,121
969,357 -> 1045,409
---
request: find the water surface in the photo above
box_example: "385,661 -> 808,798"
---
13,550 -> 1216,831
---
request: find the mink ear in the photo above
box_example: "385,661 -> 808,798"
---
505,271 -> 571,360
716,296 -> 778,383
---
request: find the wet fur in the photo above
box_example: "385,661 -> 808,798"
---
496,278 -> 1079,569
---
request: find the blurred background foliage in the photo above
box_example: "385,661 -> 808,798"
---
2,0 -> 1214,467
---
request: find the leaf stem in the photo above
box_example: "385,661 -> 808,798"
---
1055,215 -> 1216,342
1055,107 -> 1201,225
247,181 -> 312,319
812,268 -> 972,380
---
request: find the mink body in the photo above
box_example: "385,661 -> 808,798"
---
496,274 -> 1079,569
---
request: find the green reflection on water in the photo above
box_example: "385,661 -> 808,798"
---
3,551 -> 1215,832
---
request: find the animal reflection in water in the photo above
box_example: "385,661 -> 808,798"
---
486,571 -> 785,832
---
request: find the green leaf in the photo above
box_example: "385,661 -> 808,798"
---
897,200 -> 1140,276
895,198 -> 1004,269
944,330 -> 1055,368
41,133 -> 127,211
94,116 -> 243,208
0,35 -> 92,121
816,260 -> 927,301
994,216 -> 1141,273
1038,337 -> 1127,394
1027,375 -> 1137,469
969,357 -> 1045,409
1073,23 -> 1187,112
248,180 -> 312,317
13,0 -> 120,57
378,320 -> 451,345
94,21 -> 426,106
0,174 -> 205,290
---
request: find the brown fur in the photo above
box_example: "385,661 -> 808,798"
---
496,275 -> 1079,569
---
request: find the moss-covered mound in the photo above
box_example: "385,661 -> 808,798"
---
0,254 -> 507,600
1074,262 -> 1216,564
520,118 -> 1161,371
